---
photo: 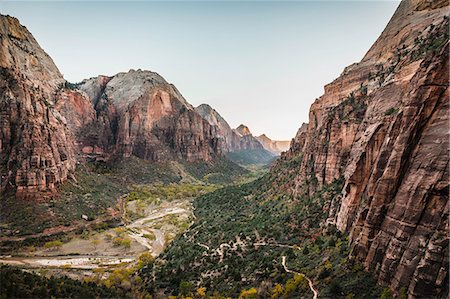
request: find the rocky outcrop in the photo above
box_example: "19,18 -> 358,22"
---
232,124 -> 266,151
195,104 -> 234,151
0,14 -> 225,200
0,15 -> 76,198
195,104 -> 269,153
75,71 -> 223,162
273,1 -> 449,297
256,134 -> 290,155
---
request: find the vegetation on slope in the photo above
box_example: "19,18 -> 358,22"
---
0,156 -> 245,238
0,266 -> 118,299
144,177 -> 381,298
226,149 -> 276,166
183,157 -> 248,184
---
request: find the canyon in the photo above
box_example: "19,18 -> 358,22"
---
0,14 -> 279,203
0,0 -> 448,298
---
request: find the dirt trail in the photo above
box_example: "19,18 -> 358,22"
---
282,256 -> 318,299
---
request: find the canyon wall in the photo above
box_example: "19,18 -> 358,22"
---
195,104 -> 270,153
276,0 -> 449,297
0,16 -> 76,198
0,14 -> 225,199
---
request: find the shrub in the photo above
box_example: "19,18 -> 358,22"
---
112,237 -> 131,248
239,287 -> 258,299
302,246 -> 309,255
380,288 -> 393,299
329,280 -> 343,296
271,283 -> 283,299
43,240 -> 63,250
384,108 -> 399,116
196,287 -> 206,297
179,281 -> 194,296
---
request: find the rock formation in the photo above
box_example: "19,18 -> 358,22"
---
233,124 -> 267,151
73,71 -> 223,162
0,14 -> 225,200
256,134 -> 290,155
0,15 -> 75,198
195,104 -> 277,164
274,0 -> 449,297
195,104 -> 268,153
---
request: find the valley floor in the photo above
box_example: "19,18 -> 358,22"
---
0,185 -> 202,282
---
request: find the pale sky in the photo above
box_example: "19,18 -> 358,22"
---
1,1 -> 400,140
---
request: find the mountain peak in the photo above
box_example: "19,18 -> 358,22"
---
0,14 -> 64,92
235,124 -> 252,136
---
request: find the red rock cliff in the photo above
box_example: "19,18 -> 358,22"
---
0,15 -> 76,198
276,1 -> 449,297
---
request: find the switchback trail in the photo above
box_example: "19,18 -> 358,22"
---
282,255 -> 319,299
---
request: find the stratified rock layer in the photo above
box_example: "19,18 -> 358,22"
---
0,15 -> 225,199
0,15 -> 75,198
275,1 -> 449,297
76,70 -> 222,162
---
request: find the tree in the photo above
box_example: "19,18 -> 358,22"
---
302,246 -> 309,255
271,283 -> 283,299
239,288 -> 257,299
196,287 -> 206,297
380,288 -> 393,299
91,238 -> 100,250
179,281 -> 193,297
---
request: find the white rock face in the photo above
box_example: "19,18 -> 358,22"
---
0,14 -> 64,92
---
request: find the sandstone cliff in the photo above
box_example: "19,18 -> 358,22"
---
195,104 -> 276,164
0,14 -> 226,200
256,134 -> 290,155
73,70 -> 223,162
274,1 -> 449,297
0,15 -> 75,198
195,104 -> 267,152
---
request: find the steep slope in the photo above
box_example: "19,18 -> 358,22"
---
73,71 -> 223,163
233,124 -> 266,151
227,124 -> 275,165
195,105 -> 263,152
0,15 -> 244,237
273,0 -> 449,297
195,104 -> 235,151
0,15 -> 75,199
195,104 -> 276,164
256,134 -> 290,155
0,13 -> 228,201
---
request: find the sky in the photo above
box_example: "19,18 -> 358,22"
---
1,1 -> 400,140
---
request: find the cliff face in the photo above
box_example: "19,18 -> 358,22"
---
256,134 -> 290,155
0,16 -> 75,198
275,1 -> 449,297
75,71 -> 223,162
233,124 -> 266,151
195,104 -> 267,152
0,15 -> 225,200
195,104 -> 234,151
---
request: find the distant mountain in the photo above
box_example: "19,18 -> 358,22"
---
72,70 -> 223,163
0,14 -> 237,201
195,105 -> 276,165
256,134 -> 290,155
